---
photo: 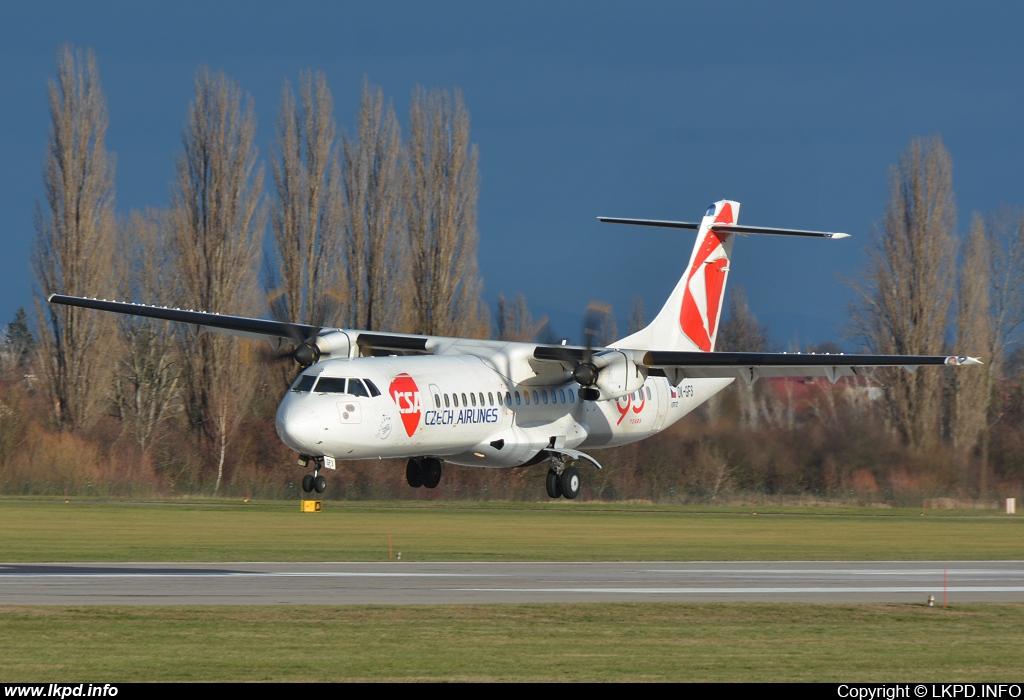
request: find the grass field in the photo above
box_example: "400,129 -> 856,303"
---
2,603 -> 1023,681
0,498 -> 1020,562
2,498 -> 1022,681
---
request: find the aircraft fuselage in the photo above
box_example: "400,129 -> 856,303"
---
275,353 -> 733,468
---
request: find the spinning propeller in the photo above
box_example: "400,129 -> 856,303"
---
264,325 -> 322,369
572,301 -> 612,401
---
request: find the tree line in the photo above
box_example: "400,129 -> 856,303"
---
1,45 -> 1023,504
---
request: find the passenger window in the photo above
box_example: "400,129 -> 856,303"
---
532,390 -> 539,405
453,393 -> 460,407
461,393 -> 468,406
515,391 -> 521,406
292,375 -> 317,393
479,392 -> 485,407
316,377 -> 347,393
488,392 -> 494,406
560,389 -> 566,403
569,389 -> 575,403
471,392 -> 477,407
505,391 -> 512,406
348,379 -> 370,397
444,394 -> 450,408
434,394 -> 441,409
524,391 -> 530,405
364,379 -> 381,397
542,390 -> 548,405
645,387 -> 652,400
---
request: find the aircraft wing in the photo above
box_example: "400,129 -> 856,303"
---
533,342 -> 980,384
48,294 -> 319,347
46,294 -> 432,355
640,350 -> 981,384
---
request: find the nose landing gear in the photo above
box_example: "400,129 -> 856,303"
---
300,457 -> 328,494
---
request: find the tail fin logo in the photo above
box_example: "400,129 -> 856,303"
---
679,202 -> 733,351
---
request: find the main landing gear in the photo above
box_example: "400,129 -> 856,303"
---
546,454 -> 580,500
300,456 -> 327,494
407,457 -> 442,489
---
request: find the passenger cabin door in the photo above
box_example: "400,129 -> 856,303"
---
652,380 -> 669,433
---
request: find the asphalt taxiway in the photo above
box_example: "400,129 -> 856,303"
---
2,561 -> 1023,605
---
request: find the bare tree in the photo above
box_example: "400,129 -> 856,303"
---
32,45 -> 117,431
849,135 -> 958,451
170,68 -> 265,494
112,210 -> 181,453
716,287 -> 773,352
951,214 -> 993,449
714,287 -> 775,429
406,87 -> 488,338
340,80 -> 409,332
627,296 -> 647,336
268,71 -> 340,328
597,309 -> 619,347
495,292 -> 536,341
982,206 -> 1024,377
1,309 -> 34,372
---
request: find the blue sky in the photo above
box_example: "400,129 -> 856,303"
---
2,2 -> 1022,347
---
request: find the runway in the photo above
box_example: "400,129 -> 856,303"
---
2,561 -> 1023,605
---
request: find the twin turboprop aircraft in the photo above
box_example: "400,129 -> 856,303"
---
49,200 -> 980,499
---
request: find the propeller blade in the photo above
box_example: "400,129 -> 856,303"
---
581,301 -> 612,364
532,315 -> 559,346
572,301 -> 614,400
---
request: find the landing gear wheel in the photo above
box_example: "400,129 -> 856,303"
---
422,458 -> 442,489
301,474 -> 314,493
560,466 -> 580,500
313,475 -> 327,494
546,469 -> 563,499
406,458 -> 423,488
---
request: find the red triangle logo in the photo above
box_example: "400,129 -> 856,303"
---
389,373 -> 421,437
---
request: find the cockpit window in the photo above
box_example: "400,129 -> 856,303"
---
348,379 -> 370,397
315,377 -> 348,393
292,375 -> 317,392
364,379 -> 381,397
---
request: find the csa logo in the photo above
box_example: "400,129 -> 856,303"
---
389,373 -> 421,437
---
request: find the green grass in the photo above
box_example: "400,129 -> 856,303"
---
2,499 -> 1022,681
0,498 -> 1021,562
2,603 -> 1022,681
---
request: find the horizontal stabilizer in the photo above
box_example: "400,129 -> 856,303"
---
598,217 -> 848,239
597,217 -> 700,230
710,224 -> 849,239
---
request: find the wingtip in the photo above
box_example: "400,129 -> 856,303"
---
830,232 -> 851,239
46,293 -> 56,302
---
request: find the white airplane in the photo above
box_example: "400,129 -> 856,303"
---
49,199 -> 980,499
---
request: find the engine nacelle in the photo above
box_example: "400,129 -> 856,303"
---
314,330 -> 354,360
592,350 -> 647,400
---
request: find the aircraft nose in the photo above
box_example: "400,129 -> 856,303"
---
276,398 -> 322,453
